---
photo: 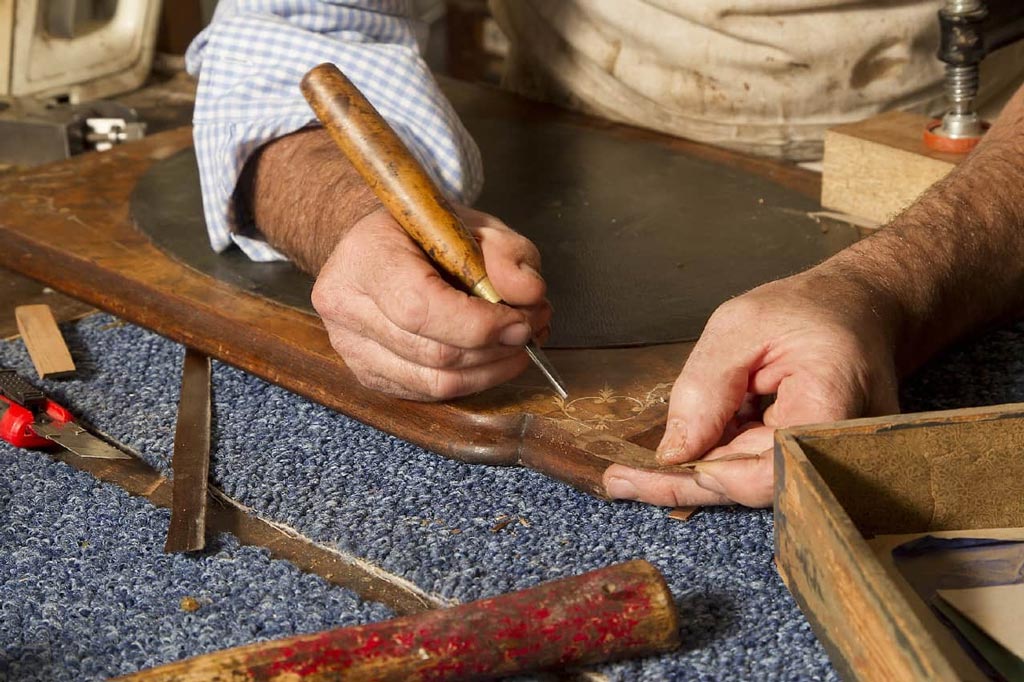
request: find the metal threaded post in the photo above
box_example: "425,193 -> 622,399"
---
937,0 -> 985,139
941,64 -> 983,138
946,64 -> 979,115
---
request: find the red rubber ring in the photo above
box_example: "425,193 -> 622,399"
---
923,118 -> 988,153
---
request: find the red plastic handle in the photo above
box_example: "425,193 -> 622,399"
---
0,395 -> 74,449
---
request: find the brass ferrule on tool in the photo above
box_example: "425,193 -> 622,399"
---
471,277 -> 502,305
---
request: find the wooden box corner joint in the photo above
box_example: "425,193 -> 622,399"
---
774,404 -> 1024,681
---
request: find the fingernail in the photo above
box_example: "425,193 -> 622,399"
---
520,263 -> 544,281
605,477 -> 639,500
657,447 -> 683,464
694,470 -> 725,494
500,322 -> 532,346
656,420 -> 687,464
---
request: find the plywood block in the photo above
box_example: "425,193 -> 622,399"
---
822,111 -> 965,225
15,304 -> 76,379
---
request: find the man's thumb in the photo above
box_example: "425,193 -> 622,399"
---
658,361 -> 750,464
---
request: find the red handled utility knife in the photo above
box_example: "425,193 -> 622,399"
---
0,367 -> 130,459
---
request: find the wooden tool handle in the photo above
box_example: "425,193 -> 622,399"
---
301,62 -> 501,303
113,560 -> 680,681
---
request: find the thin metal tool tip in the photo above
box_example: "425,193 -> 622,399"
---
524,342 -> 569,400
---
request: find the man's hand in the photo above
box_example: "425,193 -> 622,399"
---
240,128 -> 551,401
603,266 -> 900,507
603,83 -> 1024,508
312,205 -> 552,401
604,82 -> 1024,509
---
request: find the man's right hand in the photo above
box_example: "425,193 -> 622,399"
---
240,128 -> 552,401
311,205 -> 553,401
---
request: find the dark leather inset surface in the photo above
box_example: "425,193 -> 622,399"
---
463,113 -> 858,347
130,149 -> 315,312
131,132 -> 856,348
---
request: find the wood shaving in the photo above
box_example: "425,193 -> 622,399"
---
179,596 -> 201,612
667,507 -> 699,522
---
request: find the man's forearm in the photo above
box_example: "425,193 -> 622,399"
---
238,127 -> 381,274
824,87 -> 1024,374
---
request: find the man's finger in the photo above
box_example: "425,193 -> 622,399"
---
602,464 -> 733,507
762,371 -> 862,428
342,292 -> 530,369
703,423 -> 774,459
604,424 -> 775,507
342,215 -> 534,349
337,332 -> 532,401
373,268 -> 536,349
691,447 -> 774,508
658,325 -> 762,464
475,225 -> 547,307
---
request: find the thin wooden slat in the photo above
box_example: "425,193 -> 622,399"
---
164,348 -> 212,553
667,507 -> 697,522
14,303 -> 76,379
0,267 -> 94,340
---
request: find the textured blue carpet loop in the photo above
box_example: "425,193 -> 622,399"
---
4,312 -> 1024,680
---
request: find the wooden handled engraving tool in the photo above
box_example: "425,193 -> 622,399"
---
112,560 -> 680,681
300,63 -> 568,399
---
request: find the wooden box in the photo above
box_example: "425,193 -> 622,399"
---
775,405 -> 1024,681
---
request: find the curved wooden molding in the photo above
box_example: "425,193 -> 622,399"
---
0,82 -> 825,498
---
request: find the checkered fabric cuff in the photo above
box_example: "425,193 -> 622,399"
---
185,0 -> 483,262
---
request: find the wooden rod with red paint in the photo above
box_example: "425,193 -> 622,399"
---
113,560 -> 680,681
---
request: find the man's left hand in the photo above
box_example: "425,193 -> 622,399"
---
601,267 -> 901,507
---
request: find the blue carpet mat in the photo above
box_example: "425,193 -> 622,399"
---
4,313 -> 1023,680
0,442 -> 392,681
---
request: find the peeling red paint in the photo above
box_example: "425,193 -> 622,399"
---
232,561 -> 675,681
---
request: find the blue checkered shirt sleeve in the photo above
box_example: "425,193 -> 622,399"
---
185,0 -> 484,261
